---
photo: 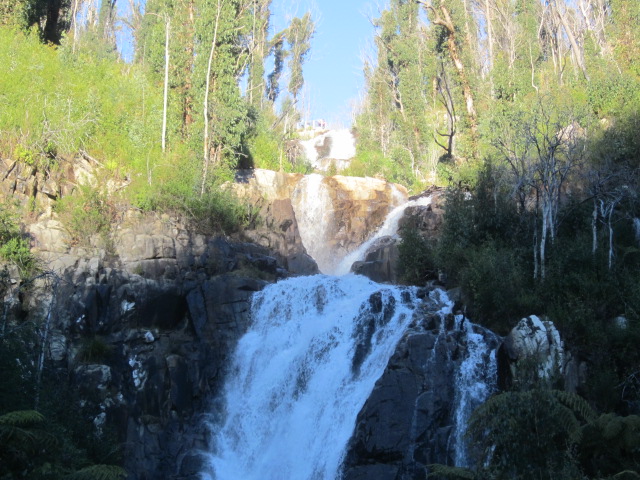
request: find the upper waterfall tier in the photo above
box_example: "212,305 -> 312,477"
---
233,169 -> 408,274
300,129 -> 356,172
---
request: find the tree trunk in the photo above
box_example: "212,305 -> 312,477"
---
484,0 -> 494,82
418,1 -> 478,153
202,0 -> 224,196
554,0 -> 589,81
592,199 -> 598,255
540,203 -> 549,279
44,0 -> 63,44
162,16 -> 170,153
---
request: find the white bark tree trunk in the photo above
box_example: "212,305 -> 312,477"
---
162,16 -> 170,153
202,0 -> 224,196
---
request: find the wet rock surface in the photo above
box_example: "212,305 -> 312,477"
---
233,168 -> 407,273
341,292 -> 501,480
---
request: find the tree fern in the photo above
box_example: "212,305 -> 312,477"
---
0,409 -> 45,426
0,409 -> 58,453
552,390 -> 597,423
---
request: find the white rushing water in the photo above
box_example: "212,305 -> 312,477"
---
333,195 -> 432,276
451,317 -> 498,467
203,275 -> 419,480
290,174 -> 335,272
301,129 -> 356,171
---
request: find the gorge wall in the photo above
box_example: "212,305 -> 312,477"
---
0,159 -> 411,479
0,157 -> 584,480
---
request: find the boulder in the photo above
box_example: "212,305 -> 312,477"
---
351,236 -> 399,283
399,188 -> 445,240
499,315 -> 564,388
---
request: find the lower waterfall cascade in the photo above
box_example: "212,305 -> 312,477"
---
202,191 -> 499,480
202,275 -> 422,480
202,276 -> 499,480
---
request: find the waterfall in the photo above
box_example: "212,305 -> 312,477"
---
451,317 -> 498,467
202,183 -> 499,479
290,174 -> 335,272
289,176 -> 408,274
333,196 -> 432,276
203,275 -> 419,480
300,129 -> 356,171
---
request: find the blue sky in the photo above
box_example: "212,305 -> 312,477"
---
270,0 -> 379,127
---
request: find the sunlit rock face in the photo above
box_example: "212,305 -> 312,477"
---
292,175 -> 407,273
233,169 -> 317,275
234,169 -> 407,274
499,315 -> 565,388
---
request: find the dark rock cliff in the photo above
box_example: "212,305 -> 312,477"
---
23,225 -> 310,479
341,290 -> 501,480
0,156 -> 320,479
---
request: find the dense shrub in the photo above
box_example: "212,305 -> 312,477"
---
0,206 -> 38,276
54,187 -> 114,246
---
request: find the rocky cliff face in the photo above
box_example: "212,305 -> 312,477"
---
351,188 -> 446,284
19,213 -> 300,479
341,289 -> 501,480
0,158 -> 322,479
0,159 -> 410,479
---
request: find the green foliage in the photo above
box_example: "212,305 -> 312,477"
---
0,205 -> 38,276
286,12 -> 314,101
0,28 -> 163,172
461,388 -> 640,480
398,227 -> 436,285
0,409 -> 59,465
580,414 -> 640,478
249,128 -> 281,170
467,389 -> 585,479
133,155 -> 250,235
0,319 -> 126,479
54,187 -> 113,246
427,464 -> 475,479
0,237 -> 38,276
77,337 -> 112,364
66,465 -> 127,480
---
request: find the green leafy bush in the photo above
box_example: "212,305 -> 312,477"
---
0,206 -> 38,276
54,187 -> 114,246
77,337 -> 112,364
398,227 -> 437,285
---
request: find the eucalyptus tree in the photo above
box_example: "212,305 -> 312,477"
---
356,0 -> 435,181
418,0 -> 479,156
285,11 -> 314,103
245,0 -> 272,109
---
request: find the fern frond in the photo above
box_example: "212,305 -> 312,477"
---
601,414 -> 625,440
67,465 -> 127,480
552,390 -> 597,423
553,403 -> 582,444
0,410 -> 46,427
427,464 -> 475,479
